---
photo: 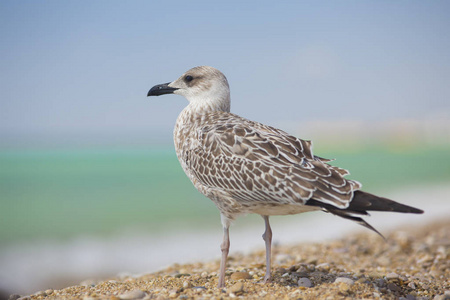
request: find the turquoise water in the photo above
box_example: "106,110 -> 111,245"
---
1,146 -> 449,243
0,149 -> 217,242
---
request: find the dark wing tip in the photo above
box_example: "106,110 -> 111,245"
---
407,207 -> 424,214
351,191 -> 424,214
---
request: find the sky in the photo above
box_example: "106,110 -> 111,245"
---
1,1 -> 449,147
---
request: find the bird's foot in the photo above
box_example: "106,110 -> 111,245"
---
262,274 -> 272,284
217,279 -> 225,289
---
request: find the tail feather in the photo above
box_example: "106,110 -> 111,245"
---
349,191 -> 424,214
326,209 -> 386,239
306,190 -> 424,237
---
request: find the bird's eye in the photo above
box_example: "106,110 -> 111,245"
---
185,75 -> 194,82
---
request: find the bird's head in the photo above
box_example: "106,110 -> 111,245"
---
147,66 -> 231,112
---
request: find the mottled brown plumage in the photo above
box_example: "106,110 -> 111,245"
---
174,110 -> 361,220
148,66 -> 423,288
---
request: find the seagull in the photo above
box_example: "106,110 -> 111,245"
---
147,66 -> 424,288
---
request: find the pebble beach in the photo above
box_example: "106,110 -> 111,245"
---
12,218 -> 449,300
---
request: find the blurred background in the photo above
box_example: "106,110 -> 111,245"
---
1,0 -> 449,296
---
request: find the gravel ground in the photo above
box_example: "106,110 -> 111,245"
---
13,219 -> 449,300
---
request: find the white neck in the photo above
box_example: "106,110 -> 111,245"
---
187,94 -> 231,113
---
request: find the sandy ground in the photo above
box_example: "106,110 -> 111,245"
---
2,184 -> 449,297
10,216 -> 449,300
2,185 -> 449,299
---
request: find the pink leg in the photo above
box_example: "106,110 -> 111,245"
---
218,226 -> 230,288
262,215 -> 272,283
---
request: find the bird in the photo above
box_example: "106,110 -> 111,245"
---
147,66 -> 424,288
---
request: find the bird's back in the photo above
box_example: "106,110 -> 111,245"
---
173,108 -> 362,220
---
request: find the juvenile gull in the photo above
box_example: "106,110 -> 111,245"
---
147,66 -> 423,288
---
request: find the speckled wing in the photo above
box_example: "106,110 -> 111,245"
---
185,112 -> 361,209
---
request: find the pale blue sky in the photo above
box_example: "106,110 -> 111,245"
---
1,1 -> 449,147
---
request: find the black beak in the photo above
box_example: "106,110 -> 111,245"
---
147,82 -> 178,97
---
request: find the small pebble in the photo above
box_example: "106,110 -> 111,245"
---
168,290 -> 177,298
275,254 -> 291,263
119,290 -> 146,300
229,282 -> 244,294
45,289 -> 54,295
334,277 -> 355,286
356,277 -> 367,284
292,271 -> 308,277
387,282 -> 401,292
316,263 -> 330,270
183,281 -> 192,288
34,291 -> 46,297
290,290 -> 302,297
298,277 -> 312,288
376,278 -> 386,287
307,258 -> 318,264
230,271 -> 252,280
386,272 -> 399,279
339,282 -> 350,293
369,271 -> 383,278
